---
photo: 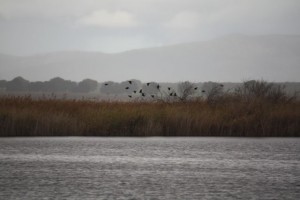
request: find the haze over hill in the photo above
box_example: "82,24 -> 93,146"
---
0,34 -> 300,82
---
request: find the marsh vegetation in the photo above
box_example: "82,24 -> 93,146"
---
0,80 -> 299,137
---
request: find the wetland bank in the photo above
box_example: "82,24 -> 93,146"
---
0,80 -> 299,137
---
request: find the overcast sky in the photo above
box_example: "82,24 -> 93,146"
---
0,0 -> 300,56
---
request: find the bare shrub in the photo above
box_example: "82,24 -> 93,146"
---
235,80 -> 290,103
201,82 -> 225,105
177,81 -> 196,101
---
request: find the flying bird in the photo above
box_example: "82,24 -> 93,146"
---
125,87 -> 129,90
133,91 -> 137,93
157,84 -> 160,90
104,83 -> 108,86
194,87 -> 198,90
168,87 -> 171,90
151,95 -> 155,98
141,93 -> 145,97
174,93 -> 177,97
170,93 -> 173,96
128,81 -> 132,84
146,83 -> 150,86
128,95 -> 132,98
139,89 -> 143,93
220,84 -> 224,87
202,90 -> 206,93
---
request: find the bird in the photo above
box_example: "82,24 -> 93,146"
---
104,83 -> 108,86
168,87 -> 171,90
139,89 -> 142,93
125,87 -> 129,90
141,93 -> 145,97
174,93 -> 177,97
133,90 -> 137,93
169,92 -> 173,96
128,81 -> 132,84
128,95 -> 132,98
220,84 -> 224,87
194,87 -> 198,90
157,84 -> 160,90
202,90 -> 206,93
151,95 -> 155,98
146,83 -> 150,86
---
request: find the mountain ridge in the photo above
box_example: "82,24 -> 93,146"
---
0,34 -> 300,82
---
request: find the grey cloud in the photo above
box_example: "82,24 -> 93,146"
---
0,0 -> 300,55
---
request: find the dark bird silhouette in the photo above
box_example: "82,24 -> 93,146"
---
128,95 -> 132,98
125,87 -> 129,90
104,83 -> 108,86
146,83 -> 150,86
157,84 -> 160,90
194,87 -> 198,90
141,93 -> 145,97
202,90 -> 206,93
133,90 -> 137,93
139,89 -> 142,93
169,92 -> 173,96
151,95 -> 155,98
220,84 -> 224,87
168,87 -> 171,90
128,81 -> 132,84
174,93 -> 177,97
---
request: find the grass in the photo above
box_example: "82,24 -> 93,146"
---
0,95 -> 299,137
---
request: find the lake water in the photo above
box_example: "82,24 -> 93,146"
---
0,137 -> 299,200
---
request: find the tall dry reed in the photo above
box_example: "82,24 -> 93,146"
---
0,95 -> 299,137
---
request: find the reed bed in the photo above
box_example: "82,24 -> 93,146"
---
0,96 -> 299,137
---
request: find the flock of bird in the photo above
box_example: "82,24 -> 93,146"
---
104,80 -> 161,98
104,80 -> 224,99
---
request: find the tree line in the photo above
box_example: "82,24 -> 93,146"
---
0,76 -> 98,93
0,77 -> 298,103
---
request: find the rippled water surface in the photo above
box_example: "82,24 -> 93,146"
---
0,137 -> 299,199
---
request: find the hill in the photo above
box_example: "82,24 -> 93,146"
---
0,34 -> 300,82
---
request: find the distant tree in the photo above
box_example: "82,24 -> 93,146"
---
6,76 -> 30,91
75,79 -> 98,93
142,82 -> 160,95
118,79 -> 142,94
44,77 -> 77,92
177,81 -> 196,101
202,82 -> 224,104
235,80 -> 289,103
29,81 -> 46,92
100,81 -> 120,95
0,80 -> 7,90
100,80 -> 142,95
